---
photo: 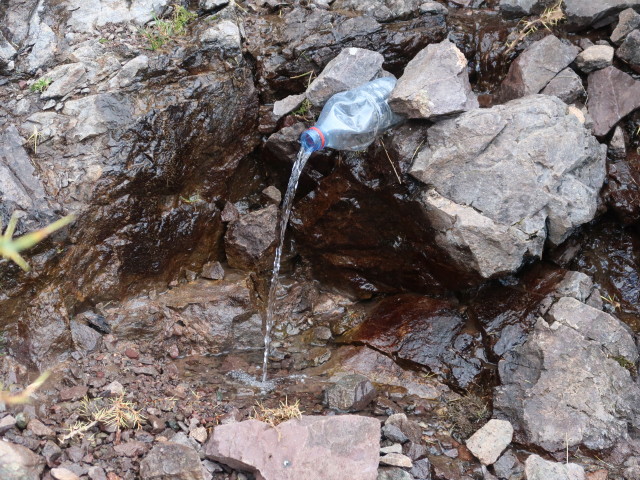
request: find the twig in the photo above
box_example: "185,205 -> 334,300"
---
0,371 -> 50,405
379,138 -> 402,184
60,420 -> 98,442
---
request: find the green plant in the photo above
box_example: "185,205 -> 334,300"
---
292,98 -> 313,117
141,4 -> 197,51
612,355 -> 636,373
98,37 -> 109,44
30,77 -> 53,93
505,0 -> 565,54
0,212 -> 76,271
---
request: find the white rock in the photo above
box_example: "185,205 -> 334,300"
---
524,454 -> 585,480
465,419 -> 513,465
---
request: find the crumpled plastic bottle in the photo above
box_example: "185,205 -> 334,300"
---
299,76 -> 404,153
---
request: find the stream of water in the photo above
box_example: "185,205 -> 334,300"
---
262,148 -> 312,382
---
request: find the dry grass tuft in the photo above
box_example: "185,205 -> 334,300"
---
252,397 -> 303,427
505,0 -> 566,54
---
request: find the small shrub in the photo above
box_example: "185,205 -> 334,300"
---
30,77 -> 53,93
505,0 -> 565,54
141,4 -> 197,51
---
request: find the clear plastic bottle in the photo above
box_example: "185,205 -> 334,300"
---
300,76 -> 404,153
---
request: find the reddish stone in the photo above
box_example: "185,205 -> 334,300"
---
124,348 -> 139,359
113,441 -> 147,457
59,385 -> 88,402
587,66 -> 640,136
204,416 -> 380,480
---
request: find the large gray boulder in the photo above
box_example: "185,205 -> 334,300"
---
495,297 -> 640,452
204,416 -> 381,480
389,40 -> 478,119
410,95 -> 605,279
500,35 -> 579,101
306,48 -> 385,107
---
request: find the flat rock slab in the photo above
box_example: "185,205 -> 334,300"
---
140,442 -> 204,480
587,66 -> 640,136
389,39 -> 478,119
204,415 -> 381,480
0,441 -> 45,480
465,419 -> 513,465
500,35 -> 579,101
564,0 -> 640,29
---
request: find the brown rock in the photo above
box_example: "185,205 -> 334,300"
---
586,469 -> 608,480
59,385 -> 89,402
124,348 -> 139,359
201,261 -> 225,280
139,443 -> 204,480
204,416 -> 380,480
224,204 -> 278,271
0,441 -> 46,480
587,66 -> 640,136
27,418 -> 55,437
51,467 -> 81,480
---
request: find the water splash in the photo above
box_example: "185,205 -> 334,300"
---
262,148 -> 312,382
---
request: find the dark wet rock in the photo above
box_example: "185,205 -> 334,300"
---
106,274 -> 262,355
499,35 -> 579,102
389,40 -> 478,119
609,126 -> 627,160
564,0 -> 640,29
410,95 -> 605,279
341,295 -> 485,389
493,450 -> 523,480
540,68 -> 585,104
378,468 -> 413,480
139,442 -> 204,480
324,373 -> 377,412
617,30 -> 640,71
243,7 -> 447,102
225,205 -> 277,272
42,440 -> 63,468
410,458 -> 432,479
382,424 -> 409,444
524,454 -> 585,480
306,48 -> 385,107
605,152 -> 640,223
405,442 -> 429,462
0,440 -> 45,480
200,261 -> 225,280
331,0 -> 423,22
575,45 -> 615,72
587,66 -> 640,136
204,416 -> 380,480
611,8 -> 640,44
465,420 -> 513,466
495,298 -> 640,452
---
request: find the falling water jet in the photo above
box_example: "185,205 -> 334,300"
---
261,148 -> 313,383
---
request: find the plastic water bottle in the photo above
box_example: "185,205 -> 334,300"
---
300,77 -> 404,153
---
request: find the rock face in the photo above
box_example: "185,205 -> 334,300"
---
105,273 -> 262,355
564,0 -> 640,29
139,443 -> 204,480
524,455 -> 585,480
410,95 -> 605,279
495,297 -> 640,452
389,40 -> 478,119
306,48 -> 385,106
0,441 -> 46,480
224,205 -> 278,271
587,66 -> 640,136
204,416 -> 381,480
499,35 -> 579,101
465,420 -> 514,465
341,295 -> 486,389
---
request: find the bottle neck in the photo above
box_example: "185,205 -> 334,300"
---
300,127 -> 325,152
